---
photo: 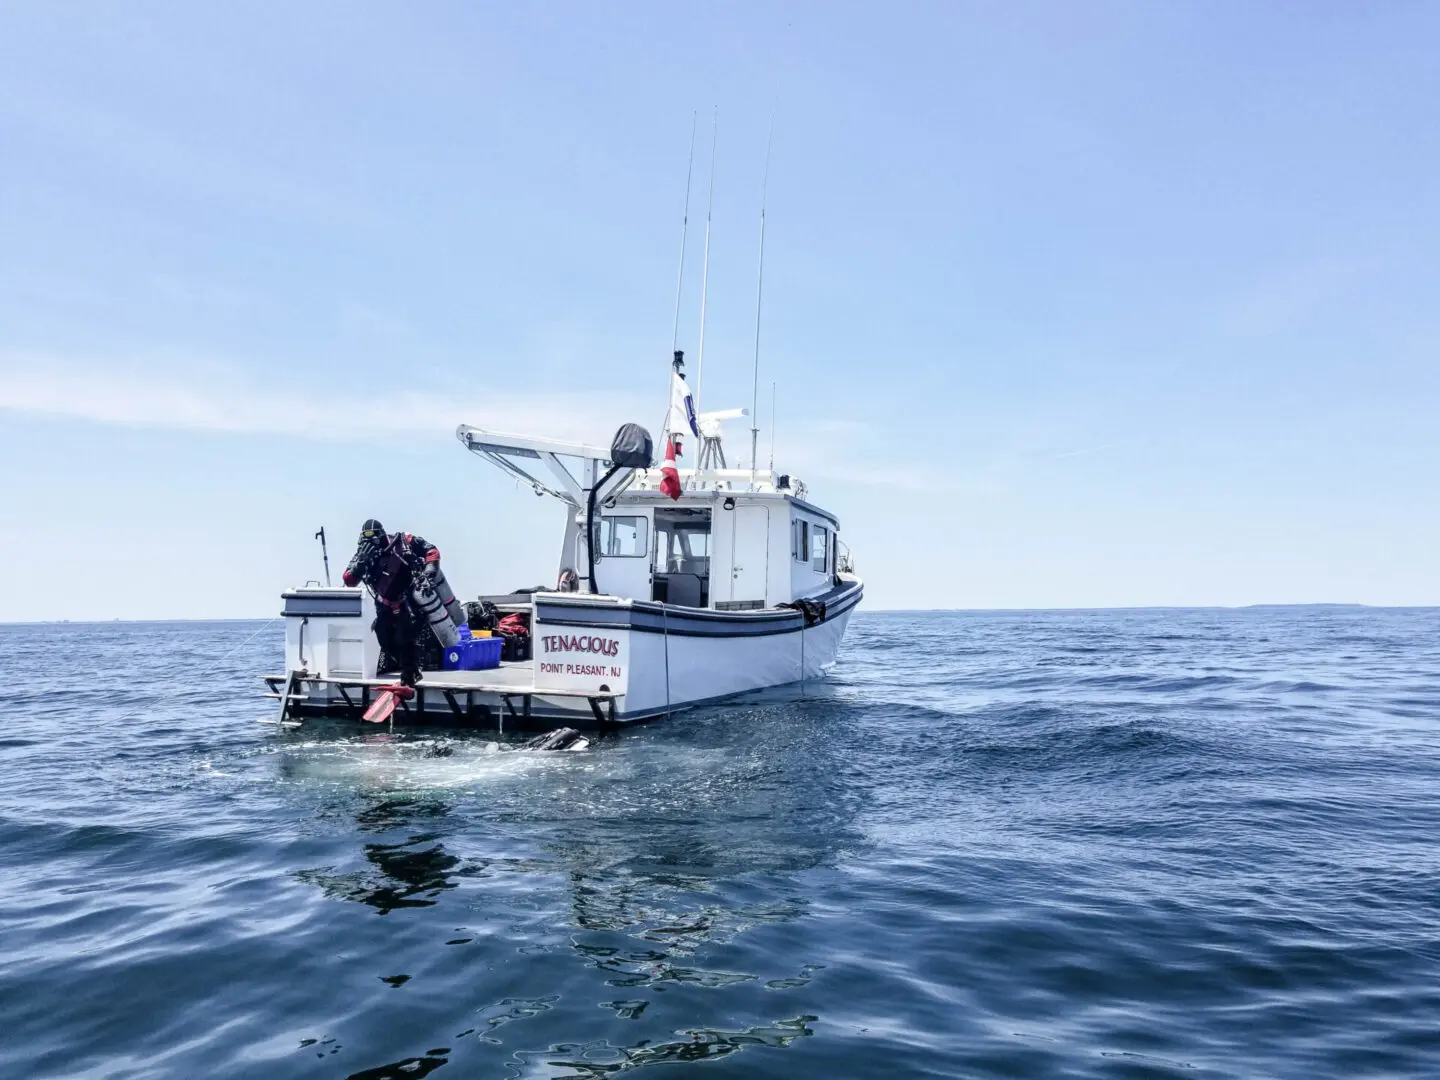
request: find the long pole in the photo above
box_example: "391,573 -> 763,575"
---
768,380 -> 777,474
315,527 -> 331,586
670,112 -> 697,354
750,116 -> 774,483
694,108 -> 718,419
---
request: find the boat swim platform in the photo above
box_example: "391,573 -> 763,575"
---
261,663 -> 628,731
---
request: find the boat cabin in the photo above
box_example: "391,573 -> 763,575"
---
576,488 -> 840,610
457,426 -> 844,612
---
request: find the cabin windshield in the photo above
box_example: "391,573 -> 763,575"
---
652,508 -> 712,607
600,514 -> 649,558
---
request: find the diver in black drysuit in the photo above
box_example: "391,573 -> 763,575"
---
342,519 -> 444,686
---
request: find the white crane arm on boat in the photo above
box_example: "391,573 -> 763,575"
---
456,426 -> 612,463
456,425 -> 651,508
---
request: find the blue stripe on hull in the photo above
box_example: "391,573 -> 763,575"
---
536,582 -> 863,638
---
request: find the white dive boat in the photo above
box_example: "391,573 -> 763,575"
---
265,357 -> 862,730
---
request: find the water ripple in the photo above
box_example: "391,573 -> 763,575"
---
2,609 -> 1439,1077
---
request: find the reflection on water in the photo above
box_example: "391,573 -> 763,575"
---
521,1013 -> 819,1077
345,1051 -> 450,1080
339,1013 -> 818,1080
278,707 -> 859,1076
295,799 -> 462,913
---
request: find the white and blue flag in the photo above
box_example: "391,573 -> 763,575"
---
668,372 -> 700,441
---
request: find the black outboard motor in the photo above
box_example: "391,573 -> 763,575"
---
587,423 -> 654,594
609,422 -> 654,469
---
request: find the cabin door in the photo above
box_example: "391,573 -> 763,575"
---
728,506 -> 770,606
584,511 -> 653,599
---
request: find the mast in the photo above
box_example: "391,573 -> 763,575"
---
694,108 -> 717,419
670,112 -> 697,355
749,116 -> 774,483
661,117 -> 697,447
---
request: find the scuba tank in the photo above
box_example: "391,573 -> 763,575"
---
411,578 -> 460,648
429,566 -> 465,629
463,600 -> 499,632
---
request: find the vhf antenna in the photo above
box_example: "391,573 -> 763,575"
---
768,380 -> 777,474
694,107 -> 718,419
749,115 -> 774,484
670,112 -> 697,354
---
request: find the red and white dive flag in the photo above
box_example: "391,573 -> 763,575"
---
660,435 -> 682,501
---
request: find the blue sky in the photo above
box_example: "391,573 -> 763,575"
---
2,2 -> 1437,619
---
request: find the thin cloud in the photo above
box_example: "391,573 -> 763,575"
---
0,355 -> 1126,497
0,353 -> 648,446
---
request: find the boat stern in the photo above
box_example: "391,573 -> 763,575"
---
281,586 -> 377,680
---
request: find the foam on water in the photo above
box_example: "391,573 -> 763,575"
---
254,736 -> 578,791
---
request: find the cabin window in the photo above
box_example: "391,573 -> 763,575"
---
600,515 -> 648,558
679,527 -> 710,560
792,519 -> 809,563
811,525 -> 829,572
673,525 -> 709,574
654,508 -> 712,576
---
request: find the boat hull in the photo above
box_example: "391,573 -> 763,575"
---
272,578 -> 862,729
534,578 -> 861,721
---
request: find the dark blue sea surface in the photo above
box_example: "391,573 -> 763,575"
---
3,608 -> 1440,1078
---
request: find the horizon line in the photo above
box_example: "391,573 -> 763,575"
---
1,601 -> 1437,627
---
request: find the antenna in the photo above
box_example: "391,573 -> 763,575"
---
670,112 -> 697,354
768,380 -> 777,474
750,115 -> 774,483
694,108 -> 717,419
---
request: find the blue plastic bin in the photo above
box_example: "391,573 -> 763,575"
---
442,636 -> 503,671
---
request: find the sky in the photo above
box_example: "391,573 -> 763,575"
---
2,2 -> 1437,620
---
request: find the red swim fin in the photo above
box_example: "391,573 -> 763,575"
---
362,684 -> 415,723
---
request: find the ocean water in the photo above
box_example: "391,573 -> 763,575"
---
3,608 -> 1440,1079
